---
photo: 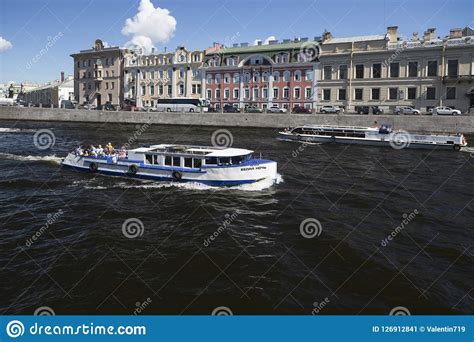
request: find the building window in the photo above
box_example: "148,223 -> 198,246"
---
159,85 -> 163,95
390,63 -> 399,78
224,88 -> 230,99
224,73 -> 230,83
207,89 -> 212,99
273,71 -> 280,82
253,72 -> 260,82
427,61 -> 438,77
283,87 -> 289,99
338,88 -> 346,100
192,84 -> 197,94
207,74 -> 212,84
355,64 -> 364,79
407,87 -> 417,100
244,87 -> 250,99
408,62 -> 418,77
354,88 -> 363,100
388,87 -> 398,100
252,87 -> 258,99
446,87 -> 456,99
273,88 -> 279,99
141,85 -> 146,96
305,87 -> 312,99
105,82 -> 109,90
372,63 -> 381,78
233,73 -> 239,84
447,60 -> 458,77
215,74 -> 221,84
294,71 -> 301,82
167,85 -> 172,96
426,87 -> 436,100
323,66 -> 332,80
371,88 -> 380,100
283,71 -> 290,82
294,87 -> 300,99
111,82 -> 114,89
305,71 -> 314,81
150,70 -> 154,80
233,88 -> 239,99
150,85 -> 155,95
216,89 -> 221,99
179,67 -> 184,78
178,84 -> 184,95
339,65 -> 347,80
263,87 -> 268,98
263,72 -> 269,82
323,89 -> 331,101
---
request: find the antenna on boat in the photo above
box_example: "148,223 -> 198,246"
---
260,152 -> 262,159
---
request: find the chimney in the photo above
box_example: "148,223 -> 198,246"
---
450,28 -> 462,39
257,40 -> 262,46
151,47 -> 155,53
386,26 -> 398,43
268,39 -> 279,45
423,28 -> 436,41
60,71 -> 65,82
322,31 -> 332,43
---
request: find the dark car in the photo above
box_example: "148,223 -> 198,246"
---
355,105 -> 383,114
223,105 -> 239,113
293,106 -> 311,114
207,107 -> 219,113
97,102 -> 116,111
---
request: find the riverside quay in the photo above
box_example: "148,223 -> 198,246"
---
71,26 -> 474,113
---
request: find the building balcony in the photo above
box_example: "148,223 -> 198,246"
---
442,75 -> 474,83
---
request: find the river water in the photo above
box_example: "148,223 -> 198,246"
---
0,120 -> 473,315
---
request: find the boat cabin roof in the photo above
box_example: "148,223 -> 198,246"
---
299,124 -> 378,132
129,144 -> 253,157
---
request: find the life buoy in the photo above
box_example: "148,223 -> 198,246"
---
128,164 -> 138,175
453,145 -> 461,151
330,136 -> 336,143
172,170 -> 182,181
89,162 -> 98,172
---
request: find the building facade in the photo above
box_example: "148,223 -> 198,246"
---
70,39 -> 126,107
123,47 -> 205,108
203,39 -> 319,110
317,26 -> 474,112
22,74 -> 74,107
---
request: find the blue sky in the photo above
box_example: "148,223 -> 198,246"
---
0,0 -> 472,84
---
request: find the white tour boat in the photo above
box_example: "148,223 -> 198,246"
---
62,144 -> 278,186
279,124 -> 468,151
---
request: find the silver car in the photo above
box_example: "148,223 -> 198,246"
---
393,106 -> 420,115
433,106 -> 461,115
320,105 -> 343,114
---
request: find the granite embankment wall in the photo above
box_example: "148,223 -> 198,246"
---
1,107 -> 473,133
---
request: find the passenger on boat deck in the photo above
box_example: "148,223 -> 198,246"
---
74,146 -> 83,156
105,142 -> 114,154
371,121 -> 380,128
118,146 -> 127,159
96,144 -> 104,156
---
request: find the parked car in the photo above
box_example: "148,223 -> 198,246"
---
207,107 -> 219,113
101,101 -> 117,111
432,106 -> 462,115
292,106 -> 311,114
267,105 -> 288,113
355,105 -> 384,114
393,106 -> 420,115
223,104 -> 239,113
320,105 -> 342,114
79,103 -> 96,110
60,100 -> 77,109
245,106 -> 263,113
139,105 -> 158,112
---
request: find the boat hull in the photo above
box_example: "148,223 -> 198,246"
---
61,153 -> 277,186
278,133 -> 464,150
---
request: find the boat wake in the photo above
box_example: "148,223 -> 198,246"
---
77,173 -> 283,192
0,127 -> 36,133
0,152 -> 62,164
460,146 -> 474,154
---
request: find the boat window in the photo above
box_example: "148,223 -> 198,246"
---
219,157 -> 231,165
172,156 -> 181,167
193,158 -> 202,168
145,154 -> 153,164
232,156 -> 244,164
205,157 -> 218,165
184,157 -> 192,168
292,128 -> 304,134
153,155 -> 159,164
165,156 -> 172,166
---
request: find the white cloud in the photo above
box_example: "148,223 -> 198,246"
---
121,0 -> 176,52
253,36 -> 276,46
0,37 -> 13,52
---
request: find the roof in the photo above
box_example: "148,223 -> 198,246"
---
131,144 -> 253,157
25,79 -> 74,92
323,35 -> 386,44
215,40 -> 317,55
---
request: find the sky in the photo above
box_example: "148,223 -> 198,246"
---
0,0 -> 472,84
